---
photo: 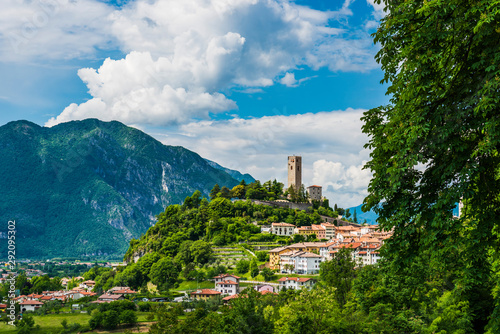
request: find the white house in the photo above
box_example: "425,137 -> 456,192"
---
277,277 -> 315,291
213,274 -> 240,284
213,274 -> 240,296
215,280 -> 238,295
19,300 -> 43,312
293,252 -> 323,274
279,251 -> 323,274
79,280 -> 95,290
271,222 -> 295,236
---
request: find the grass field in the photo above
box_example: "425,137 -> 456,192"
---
0,312 -> 91,333
0,311 -> 155,334
174,280 -> 214,291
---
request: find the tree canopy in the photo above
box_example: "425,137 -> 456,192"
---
362,1 -> 500,332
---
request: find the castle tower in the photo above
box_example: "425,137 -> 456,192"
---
287,156 -> 302,190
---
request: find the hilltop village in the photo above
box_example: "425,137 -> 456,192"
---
0,156 -> 393,332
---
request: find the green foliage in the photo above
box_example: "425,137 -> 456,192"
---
320,248 -> 356,307
149,257 -> 181,291
256,251 -> 268,262
236,259 -> 250,275
261,267 -> 275,282
362,0 -> 500,331
250,258 -> 259,278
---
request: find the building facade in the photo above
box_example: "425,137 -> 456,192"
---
306,185 -> 322,201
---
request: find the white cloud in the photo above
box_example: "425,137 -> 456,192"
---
46,51 -> 238,126
152,108 -> 371,207
44,0 -> 379,126
280,72 -> 298,87
0,0 -> 114,62
366,0 -> 385,20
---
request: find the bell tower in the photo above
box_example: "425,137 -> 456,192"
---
287,156 -> 302,190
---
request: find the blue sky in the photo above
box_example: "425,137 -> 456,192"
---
0,0 -> 387,207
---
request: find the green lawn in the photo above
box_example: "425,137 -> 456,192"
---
174,280 -> 214,291
0,312 -> 91,333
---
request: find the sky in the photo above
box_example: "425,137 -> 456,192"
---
0,0 -> 388,208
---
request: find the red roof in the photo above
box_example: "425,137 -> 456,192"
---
20,300 -> 44,305
277,277 -> 313,283
98,294 -> 123,300
191,289 -> 221,296
112,289 -> 137,294
213,274 -> 240,279
216,280 -> 238,285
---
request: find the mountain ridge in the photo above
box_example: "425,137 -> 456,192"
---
0,119 -> 244,259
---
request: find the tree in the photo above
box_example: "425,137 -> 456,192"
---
236,259 -> 250,274
190,240 -> 213,265
209,184 -> 220,200
249,258 -> 259,278
320,248 -> 356,307
231,184 -> 246,199
120,309 -> 138,326
362,1 -> 500,331
261,267 -> 275,281
149,257 -> 181,291
219,186 -> 231,199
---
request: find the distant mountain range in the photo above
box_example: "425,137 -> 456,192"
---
0,119 -> 244,259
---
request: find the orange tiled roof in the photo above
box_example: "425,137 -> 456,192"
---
191,289 -> 221,296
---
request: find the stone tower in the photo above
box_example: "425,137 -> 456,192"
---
287,156 -> 302,190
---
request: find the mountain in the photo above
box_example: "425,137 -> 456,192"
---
204,159 -> 255,184
0,119 -> 241,259
346,204 -> 379,225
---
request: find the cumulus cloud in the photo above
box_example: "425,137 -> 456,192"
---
152,108 -> 371,207
45,0 -> 380,126
0,0 -> 114,62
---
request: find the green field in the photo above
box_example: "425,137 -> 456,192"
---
0,312 -> 91,333
0,311 -> 154,334
174,280 -> 214,291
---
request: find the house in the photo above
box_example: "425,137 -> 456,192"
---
19,300 -> 44,312
97,294 -> 124,302
295,225 -> 317,237
80,280 -> 96,290
215,280 -> 238,296
213,274 -> 239,296
271,222 -> 296,236
190,289 -> 221,301
279,251 -> 322,274
268,246 -> 291,270
320,223 -> 337,239
293,252 -> 322,274
277,277 -> 315,291
213,274 -> 240,284
361,225 -> 379,235
254,284 -> 274,293
222,290 -> 277,304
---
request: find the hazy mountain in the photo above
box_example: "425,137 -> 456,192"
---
0,119 -> 240,259
204,159 -> 255,184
